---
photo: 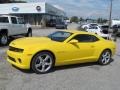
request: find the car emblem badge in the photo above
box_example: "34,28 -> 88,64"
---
12,7 -> 19,12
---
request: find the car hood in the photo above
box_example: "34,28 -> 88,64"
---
10,37 -> 57,48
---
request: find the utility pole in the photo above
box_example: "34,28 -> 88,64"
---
108,0 -> 113,40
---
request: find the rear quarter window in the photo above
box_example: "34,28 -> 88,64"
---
72,34 -> 99,42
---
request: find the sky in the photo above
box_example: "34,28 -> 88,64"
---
27,0 -> 120,19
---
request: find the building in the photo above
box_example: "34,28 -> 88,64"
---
0,2 -> 66,27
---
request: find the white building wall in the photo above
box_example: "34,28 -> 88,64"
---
0,3 -> 45,14
0,2 -> 66,27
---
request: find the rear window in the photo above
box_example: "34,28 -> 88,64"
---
101,26 -> 109,29
0,17 -> 9,23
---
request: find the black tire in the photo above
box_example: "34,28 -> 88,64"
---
98,50 -> 111,65
31,52 -> 55,74
116,33 -> 120,37
26,29 -> 32,37
0,33 -> 8,45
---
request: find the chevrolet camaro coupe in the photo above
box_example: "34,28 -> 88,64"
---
7,30 -> 116,74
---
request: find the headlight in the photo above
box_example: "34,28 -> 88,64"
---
9,46 -> 24,53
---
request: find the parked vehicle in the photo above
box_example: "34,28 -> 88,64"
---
111,20 -> 120,26
46,19 -> 56,27
112,24 -> 120,36
55,21 -> 67,29
86,25 -> 110,39
0,15 -> 32,45
81,23 -> 98,29
7,30 -> 116,74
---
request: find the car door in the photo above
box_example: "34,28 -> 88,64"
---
17,17 -> 27,34
61,34 -> 99,64
11,17 -> 21,35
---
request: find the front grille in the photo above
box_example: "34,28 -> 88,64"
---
9,46 -> 24,53
8,56 -> 16,62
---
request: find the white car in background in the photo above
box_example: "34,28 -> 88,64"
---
81,23 -> 99,29
86,25 -> 110,39
0,15 -> 32,45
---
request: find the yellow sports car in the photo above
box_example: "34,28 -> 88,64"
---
7,30 -> 116,74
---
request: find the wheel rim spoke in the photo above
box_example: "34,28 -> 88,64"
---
35,63 -> 42,68
102,58 -> 105,63
41,65 -> 46,72
44,55 -> 50,61
45,62 -> 52,66
38,56 -> 43,62
103,58 -> 107,64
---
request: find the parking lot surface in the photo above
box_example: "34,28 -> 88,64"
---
0,23 -> 120,90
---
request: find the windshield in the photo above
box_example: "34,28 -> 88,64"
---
48,31 -> 72,42
0,17 -> 9,23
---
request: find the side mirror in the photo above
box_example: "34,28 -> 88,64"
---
69,39 -> 78,44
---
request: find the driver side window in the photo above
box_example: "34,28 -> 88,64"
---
72,34 -> 99,42
11,17 -> 17,24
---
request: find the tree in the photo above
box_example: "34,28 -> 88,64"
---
102,19 -> 108,23
70,16 -> 79,23
79,17 -> 83,22
97,18 -> 108,24
97,18 -> 102,23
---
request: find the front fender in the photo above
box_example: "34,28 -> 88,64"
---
25,47 -> 57,61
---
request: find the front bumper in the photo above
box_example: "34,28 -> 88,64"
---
7,50 -> 33,69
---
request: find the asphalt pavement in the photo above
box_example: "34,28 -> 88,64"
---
0,23 -> 120,90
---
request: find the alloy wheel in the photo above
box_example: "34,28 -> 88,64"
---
1,35 -> 8,45
99,50 -> 111,65
101,51 -> 111,64
31,52 -> 54,74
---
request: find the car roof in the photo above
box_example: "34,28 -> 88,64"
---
59,30 -> 105,41
61,30 -> 95,35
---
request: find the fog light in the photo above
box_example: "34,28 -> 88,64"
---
18,58 -> 22,63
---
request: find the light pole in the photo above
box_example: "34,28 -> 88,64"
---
108,0 -> 113,40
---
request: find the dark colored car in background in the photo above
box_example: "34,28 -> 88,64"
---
100,25 -> 109,34
46,19 -> 56,27
55,21 -> 67,29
